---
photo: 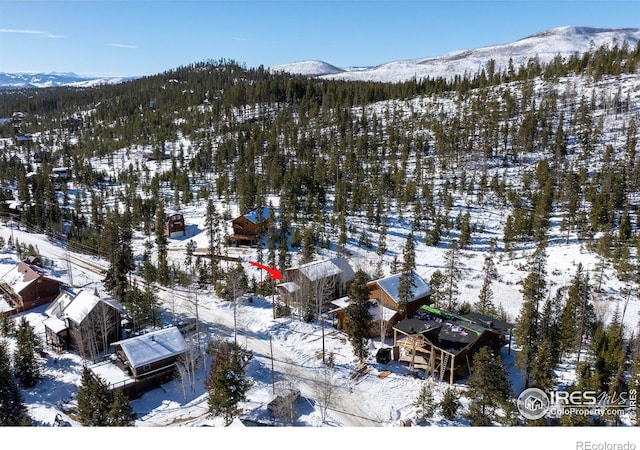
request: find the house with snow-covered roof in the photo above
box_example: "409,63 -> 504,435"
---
110,326 -> 188,388
277,256 -> 355,313
43,289 -> 123,359
330,271 -> 431,337
0,260 -> 65,314
229,206 -> 272,246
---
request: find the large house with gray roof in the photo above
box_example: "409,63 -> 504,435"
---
43,289 -> 123,360
277,256 -> 355,314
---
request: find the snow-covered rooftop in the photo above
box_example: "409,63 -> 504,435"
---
0,263 -> 37,293
372,271 -> 431,304
43,316 -> 67,334
45,290 -> 75,318
62,290 -> 101,324
296,256 -> 355,283
112,326 -> 188,369
241,207 -> 272,224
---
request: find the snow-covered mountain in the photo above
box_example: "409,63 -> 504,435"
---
270,26 -> 640,83
0,72 -> 131,89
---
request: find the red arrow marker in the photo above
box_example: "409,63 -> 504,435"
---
248,261 -> 283,280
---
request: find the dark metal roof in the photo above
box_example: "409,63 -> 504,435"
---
393,306 -> 511,355
461,312 -> 515,332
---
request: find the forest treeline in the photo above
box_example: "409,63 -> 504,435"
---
0,38 -> 639,427
0,41 -> 637,275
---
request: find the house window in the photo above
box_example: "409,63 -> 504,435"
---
143,364 -> 151,372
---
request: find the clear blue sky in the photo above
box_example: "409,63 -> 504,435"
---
0,0 -> 638,77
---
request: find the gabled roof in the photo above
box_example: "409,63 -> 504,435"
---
369,271 -> 430,304
329,296 -> 395,320
0,262 -> 44,294
45,289 -> 123,325
111,327 -> 188,369
294,256 -> 355,283
63,290 -> 102,324
45,289 -> 75,318
238,207 -> 272,224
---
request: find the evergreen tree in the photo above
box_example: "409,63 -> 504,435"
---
464,346 -> 513,425
103,210 -> 135,301
397,231 -> 416,319
429,270 -> 445,309
475,275 -> 496,316
530,338 -> 556,391
514,242 -> 547,389
13,317 -> 40,388
205,199 -> 222,287
440,386 -> 460,421
155,200 -> 169,285
108,389 -> 136,426
442,239 -> 462,310
76,366 -> 112,426
345,270 -> 373,362
0,339 -> 28,426
206,339 -> 254,426
557,263 -> 595,364
414,383 -> 436,423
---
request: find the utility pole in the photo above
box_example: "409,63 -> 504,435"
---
270,334 -> 275,394
321,313 -> 325,365
271,278 -> 276,319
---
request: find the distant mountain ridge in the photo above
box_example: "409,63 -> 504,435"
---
0,72 -> 132,89
2,26 -> 639,88
270,26 -> 640,83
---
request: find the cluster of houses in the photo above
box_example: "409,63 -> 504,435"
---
272,252 -> 514,384
0,205 -> 514,406
0,257 -> 190,399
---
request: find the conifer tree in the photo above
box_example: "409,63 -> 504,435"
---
206,339 -> 254,426
442,239 -> 462,311
414,383 -> 436,423
345,270 -> 373,362
103,210 -> 135,301
13,317 -> 40,388
397,231 -> 416,319
76,366 -> 112,426
0,339 -> 28,426
429,270 -> 445,309
464,346 -> 512,425
558,263 -> 595,364
155,200 -> 169,285
440,386 -> 460,421
108,388 -> 136,426
514,243 -> 547,389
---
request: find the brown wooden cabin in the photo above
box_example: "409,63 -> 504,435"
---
0,260 -> 65,313
229,207 -> 271,246
330,271 -> 431,337
108,326 -> 188,397
391,305 -> 515,384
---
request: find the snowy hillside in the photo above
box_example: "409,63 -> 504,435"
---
270,26 -> 640,82
0,72 -> 133,89
269,60 -> 345,77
